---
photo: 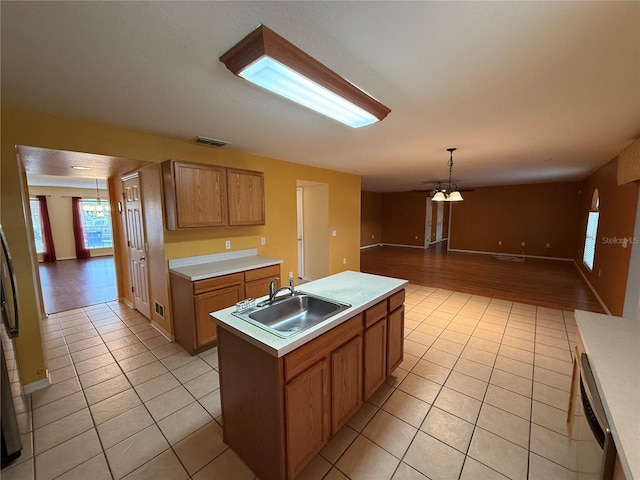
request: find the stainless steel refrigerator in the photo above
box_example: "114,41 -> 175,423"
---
1,224 -> 22,467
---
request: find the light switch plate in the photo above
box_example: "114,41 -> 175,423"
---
225,240 -> 231,250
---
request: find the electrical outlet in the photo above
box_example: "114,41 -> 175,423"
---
332,230 -> 337,237
343,258 -> 347,265
225,240 -> 231,250
261,237 -> 266,245
598,269 -> 602,277
371,234 -> 375,239
546,243 -> 551,248
415,236 -> 418,240
521,242 -> 526,247
498,240 -> 502,246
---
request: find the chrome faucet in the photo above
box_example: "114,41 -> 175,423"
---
266,275 -> 296,304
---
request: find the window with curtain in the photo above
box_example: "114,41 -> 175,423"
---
29,198 -> 44,253
79,199 -> 113,249
583,190 -> 600,271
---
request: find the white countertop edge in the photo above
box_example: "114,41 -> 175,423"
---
575,310 -> 639,480
169,256 -> 283,281
210,273 -> 408,358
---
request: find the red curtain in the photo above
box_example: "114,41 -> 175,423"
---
37,195 -> 57,263
72,197 -> 91,259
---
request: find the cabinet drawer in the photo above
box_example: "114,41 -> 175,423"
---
364,301 -> 387,329
193,273 -> 243,295
284,314 -> 363,383
388,289 -> 405,312
244,264 -> 280,283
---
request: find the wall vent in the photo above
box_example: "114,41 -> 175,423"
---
154,301 -> 165,319
192,136 -> 230,147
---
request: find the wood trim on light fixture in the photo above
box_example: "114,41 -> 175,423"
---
220,25 -> 391,122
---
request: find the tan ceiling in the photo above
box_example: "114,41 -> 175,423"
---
2,2 -> 639,192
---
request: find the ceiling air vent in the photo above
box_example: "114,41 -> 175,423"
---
192,136 -> 230,147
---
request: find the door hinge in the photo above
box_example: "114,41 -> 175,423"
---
131,286 -> 135,293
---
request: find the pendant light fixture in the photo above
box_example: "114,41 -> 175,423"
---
432,148 -> 464,202
220,25 -> 391,128
82,179 -> 109,217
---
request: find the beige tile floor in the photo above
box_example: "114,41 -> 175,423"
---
1,284 -> 582,480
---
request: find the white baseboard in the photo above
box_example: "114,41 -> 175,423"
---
447,248 -> 573,262
151,321 -> 174,342
381,243 -> 425,249
23,372 -> 51,395
360,243 -> 382,250
572,260 -> 610,314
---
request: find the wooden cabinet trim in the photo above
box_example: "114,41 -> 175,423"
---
364,301 -> 387,329
245,264 -> 280,283
284,314 -> 363,383
193,273 -> 244,294
388,289 -> 406,312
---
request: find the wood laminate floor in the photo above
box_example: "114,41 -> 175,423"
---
361,245 -> 605,313
39,256 -> 117,314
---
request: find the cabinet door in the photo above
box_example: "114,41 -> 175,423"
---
244,278 -> 272,300
194,284 -> 242,347
227,169 -> 265,226
331,335 -> 363,434
363,319 -> 387,400
285,360 -> 330,479
168,161 -> 228,229
386,306 -> 404,376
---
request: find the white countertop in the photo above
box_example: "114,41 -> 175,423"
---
168,249 -> 282,281
210,270 -> 408,357
575,310 -> 639,480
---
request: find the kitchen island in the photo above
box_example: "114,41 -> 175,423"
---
572,310 -> 639,480
211,271 -> 408,480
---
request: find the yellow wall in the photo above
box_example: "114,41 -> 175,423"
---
1,106 -> 361,386
28,185 -> 113,260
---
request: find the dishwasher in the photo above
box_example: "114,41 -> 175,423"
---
575,352 -> 617,480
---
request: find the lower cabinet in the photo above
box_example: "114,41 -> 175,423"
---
285,359 -> 330,479
331,335 -> 363,434
193,284 -> 243,347
217,288 -> 406,480
170,264 -> 280,355
363,319 -> 387,399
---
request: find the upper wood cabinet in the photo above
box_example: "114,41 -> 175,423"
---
227,168 -> 265,226
162,161 -> 228,229
162,160 -> 265,230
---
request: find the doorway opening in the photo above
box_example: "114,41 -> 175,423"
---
424,198 -> 449,248
296,181 -> 329,281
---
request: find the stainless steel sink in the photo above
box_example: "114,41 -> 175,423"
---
232,293 -> 350,338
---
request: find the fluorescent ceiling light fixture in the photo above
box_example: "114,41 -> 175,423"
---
220,25 -> 390,128
71,166 -> 91,171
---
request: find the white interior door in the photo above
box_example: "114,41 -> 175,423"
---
435,202 -> 444,242
123,174 -> 151,319
424,198 -> 433,248
296,187 -> 304,279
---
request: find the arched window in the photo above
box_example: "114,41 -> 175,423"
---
583,189 -> 600,270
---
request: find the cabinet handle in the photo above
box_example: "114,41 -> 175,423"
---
140,257 -> 145,261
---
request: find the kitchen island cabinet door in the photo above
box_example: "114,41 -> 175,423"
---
364,319 -> 387,400
386,306 -> 404,376
194,284 -> 242,347
285,360 -> 330,479
331,335 -> 363,434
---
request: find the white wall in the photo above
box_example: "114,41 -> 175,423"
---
28,185 -> 114,260
623,192 -> 640,321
